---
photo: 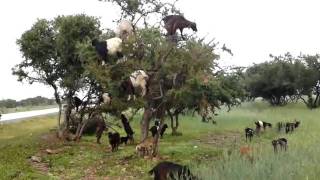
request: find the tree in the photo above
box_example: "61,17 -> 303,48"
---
299,54 -> 320,108
78,0 -> 242,156
13,15 -> 101,134
244,53 -> 317,106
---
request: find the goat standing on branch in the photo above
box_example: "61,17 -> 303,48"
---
162,15 -> 197,40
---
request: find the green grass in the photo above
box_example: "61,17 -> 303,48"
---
194,101 -> 320,180
0,101 -> 319,179
0,115 -> 57,179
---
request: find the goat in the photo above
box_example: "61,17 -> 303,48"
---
108,132 -> 120,152
120,79 -> 135,100
285,123 -> 294,133
160,124 -> 168,138
162,15 -> 197,40
149,161 -> 197,180
115,20 -> 134,40
120,114 -> 134,143
91,37 -> 123,65
135,137 -> 155,157
154,120 -> 160,128
272,138 -> 288,153
149,125 -> 158,137
99,92 -> 111,105
150,124 -> 168,138
255,120 -> 272,133
245,127 -> 254,142
120,136 -> 129,145
72,96 -> 82,112
120,70 -> 149,101
285,120 -> 300,133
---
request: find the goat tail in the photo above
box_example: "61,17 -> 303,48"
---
148,168 -> 154,175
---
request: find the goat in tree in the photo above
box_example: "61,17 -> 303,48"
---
162,15 -> 197,40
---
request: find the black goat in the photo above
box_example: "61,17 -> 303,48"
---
72,96 -> 83,112
272,138 -> 288,153
121,114 -> 134,143
245,128 -> 254,142
149,161 -> 197,180
160,124 -> 168,138
149,125 -> 158,137
155,119 -> 160,127
108,132 -> 120,152
162,15 -> 197,40
119,79 -> 135,100
92,39 -> 108,63
120,136 -> 129,145
150,124 -> 168,138
285,120 -> 300,133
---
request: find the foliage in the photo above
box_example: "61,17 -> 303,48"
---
244,53 -> 317,106
13,14 -> 102,129
0,96 -> 55,109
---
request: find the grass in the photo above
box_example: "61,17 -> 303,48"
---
0,101 -> 319,179
0,115 -> 57,179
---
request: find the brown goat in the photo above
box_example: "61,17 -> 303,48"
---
162,15 -> 197,40
135,137 -> 155,157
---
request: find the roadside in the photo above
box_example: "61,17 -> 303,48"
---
0,107 -> 59,124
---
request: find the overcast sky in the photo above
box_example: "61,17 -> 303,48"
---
1,0 -> 320,100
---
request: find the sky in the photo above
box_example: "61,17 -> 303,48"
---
1,0 -> 320,100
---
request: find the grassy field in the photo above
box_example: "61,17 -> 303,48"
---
0,101 -> 319,179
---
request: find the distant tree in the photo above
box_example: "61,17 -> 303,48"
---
299,54 -> 320,108
244,53 -> 317,106
0,99 -> 17,108
18,96 -> 55,106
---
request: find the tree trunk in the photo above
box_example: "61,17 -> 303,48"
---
52,84 -> 62,129
174,113 -> 179,134
140,108 -> 153,141
167,109 -> 179,135
75,121 -> 88,141
313,93 -> 319,108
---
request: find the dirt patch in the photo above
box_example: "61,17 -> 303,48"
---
40,132 -> 61,145
28,154 -> 50,175
195,131 -> 242,147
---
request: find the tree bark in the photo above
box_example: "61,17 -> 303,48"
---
174,113 -> 179,134
52,84 -> 62,129
167,109 -> 179,135
140,107 -> 153,141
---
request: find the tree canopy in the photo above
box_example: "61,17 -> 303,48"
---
244,53 -> 320,107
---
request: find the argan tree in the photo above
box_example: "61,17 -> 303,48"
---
13,15 -> 101,135
78,0 -> 241,156
244,53 -> 318,107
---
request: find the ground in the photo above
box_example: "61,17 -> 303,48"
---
1,101 -> 320,179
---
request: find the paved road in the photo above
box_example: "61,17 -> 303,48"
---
0,108 -> 59,124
